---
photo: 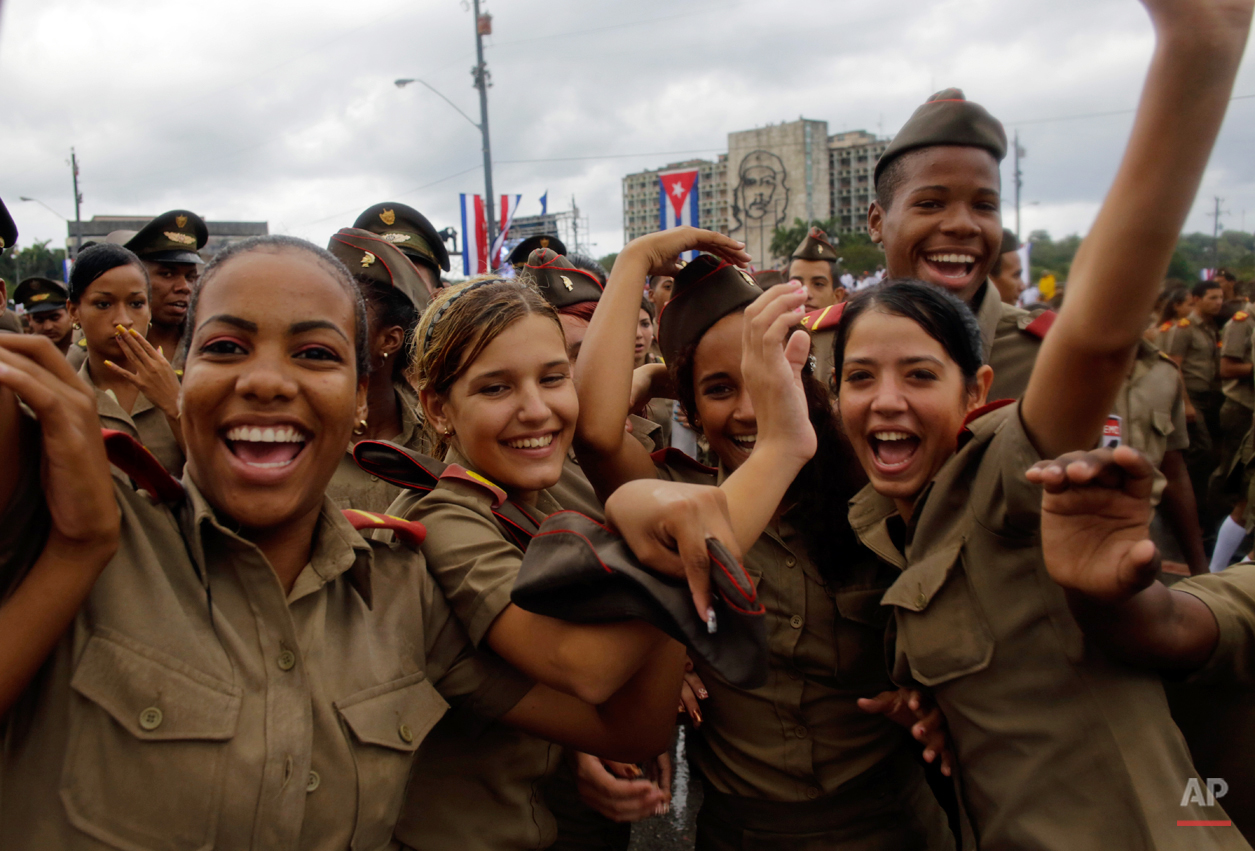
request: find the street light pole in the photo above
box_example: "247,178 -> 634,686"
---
471,0 -> 496,250
69,148 -> 84,260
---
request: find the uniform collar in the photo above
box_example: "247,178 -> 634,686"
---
179,475 -> 374,606
971,281 -> 1001,363
444,447 -> 561,521
78,359 -> 155,422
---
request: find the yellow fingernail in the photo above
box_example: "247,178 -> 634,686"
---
130,328 -> 141,337
104,359 -> 114,366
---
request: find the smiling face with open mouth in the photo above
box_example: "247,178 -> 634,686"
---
869,146 -> 1003,304
181,248 -> 366,533
425,313 -> 577,503
690,312 -> 758,472
837,309 -> 988,519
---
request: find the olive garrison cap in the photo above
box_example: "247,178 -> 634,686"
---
512,511 -> 769,689
0,196 -> 16,251
352,202 -> 449,273
1000,228 -> 1020,255
522,247 -> 603,309
874,88 -> 1008,186
13,276 -> 69,314
328,227 -> 433,313
791,226 -> 839,262
125,210 -> 208,265
508,234 -> 567,267
658,254 -> 761,364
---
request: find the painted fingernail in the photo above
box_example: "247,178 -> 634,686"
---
104,359 -> 114,367
698,688 -> 708,699
706,607 -> 717,634
129,328 -> 141,337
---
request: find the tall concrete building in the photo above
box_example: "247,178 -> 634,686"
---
622,120 -> 889,268
69,215 -> 268,258
622,156 -> 729,244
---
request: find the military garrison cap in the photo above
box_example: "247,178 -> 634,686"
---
1001,228 -> 1020,255
352,202 -> 449,273
13,276 -> 69,314
0,196 -> 16,251
791,226 -> 838,262
875,88 -> 1007,186
658,254 -> 761,364
125,210 -> 208,265
508,234 -> 567,268
522,248 -> 603,309
328,227 -> 433,312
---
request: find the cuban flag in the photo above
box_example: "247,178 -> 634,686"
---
490,194 -> 523,271
460,193 -> 488,276
658,168 -> 700,259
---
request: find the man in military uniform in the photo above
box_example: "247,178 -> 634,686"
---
13,277 -> 73,354
788,226 -> 844,312
0,197 -> 23,335
991,228 -> 1024,305
352,202 -> 450,296
1161,278 -> 1226,533
1207,298 -> 1255,570
125,209 -> 208,361
508,234 -> 566,273
803,90 -> 1053,402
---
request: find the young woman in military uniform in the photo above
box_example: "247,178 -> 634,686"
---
323,227 -> 433,513
574,226 -> 955,851
818,3 -> 1251,843
0,235 -> 705,850
65,243 -> 185,477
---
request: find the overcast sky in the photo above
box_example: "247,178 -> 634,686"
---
2,0 -> 1253,266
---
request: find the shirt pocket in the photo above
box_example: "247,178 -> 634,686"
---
1151,410 -> 1176,439
337,671 -> 449,850
62,629 -> 241,851
881,541 -> 994,687
832,587 -> 894,688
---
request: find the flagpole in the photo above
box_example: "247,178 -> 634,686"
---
472,0 -> 496,250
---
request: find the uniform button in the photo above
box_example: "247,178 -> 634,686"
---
789,615 -> 803,629
306,770 -> 321,793
278,649 -> 296,671
138,707 -> 163,731
785,556 -> 797,568
399,723 -> 414,744
370,475 -> 379,482
916,591 -> 928,608
806,786 -> 821,800
795,726 -> 808,738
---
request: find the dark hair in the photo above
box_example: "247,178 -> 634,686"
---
1159,287 -> 1189,324
1214,268 -> 1237,283
640,294 -> 656,321
68,243 -> 150,303
832,279 -> 984,390
566,254 -> 608,287
1192,280 -> 1222,299
875,146 -> 1001,211
184,235 -> 371,377
668,307 -> 865,583
358,278 -> 419,383
647,275 -> 673,292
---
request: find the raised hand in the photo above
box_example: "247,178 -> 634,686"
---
106,325 -> 182,421
1026,446 -> 1159,603
621,226 -> 751,278
740,281 -> 815,466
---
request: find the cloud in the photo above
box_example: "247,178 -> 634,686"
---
1,0 -> 1252,260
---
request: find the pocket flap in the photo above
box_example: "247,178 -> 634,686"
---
337,672 -> 448,753
880,538 -> 965,613
70,630 -> 241,742
1151,409 -> 1175,437
833,587 -> 892,629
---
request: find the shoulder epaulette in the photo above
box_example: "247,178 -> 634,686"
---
1022,310 -> 1057,340
1158,321 -> 1173,333
799,302 -> 846,333
438,464 -> 507,509
76,338 -> 87,349
1157,350 -> 1176,364
650,447 -> 718,475
1235,311 -> 1249,322
101,428 -> 185,503
1178,317 -> 1191,327
341,509 -> 427,548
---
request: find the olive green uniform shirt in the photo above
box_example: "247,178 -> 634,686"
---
328,383 -> 429,514
655,457 -> 906,802
79,360 -> 185,478
1162,313 -> 1222,396
1112,340 -> 1189,502
391,450 -> 564,851
0,309 -> 21,333
0,456 -> 530,851
848,402 -> 1243,849
67,335 -> 88,370
1176,564 -> 1255,688
1219,308 -> 1255,411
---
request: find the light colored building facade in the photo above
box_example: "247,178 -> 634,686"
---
69,215 -> 268,259
622,121 -> 889,268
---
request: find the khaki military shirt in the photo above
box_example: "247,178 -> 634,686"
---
79,360 -> 184,478
1161,312 -> 1221,397
1219,308 -> 1255,410
848,402 -> 1240,849
67,335 -> 88,370
549,415 -> 660,522
0,452 -> 530,851
0,309 -> 21,333
328,383 -> 430,514
1111,340 -> 1189,502
390,450 -> 564,851
655,456 -> 904,802
1176,564 -> 1255,688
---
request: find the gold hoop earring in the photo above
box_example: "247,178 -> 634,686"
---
353,419 -> 368,436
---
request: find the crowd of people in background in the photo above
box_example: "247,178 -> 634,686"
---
1,1 -> 1255,850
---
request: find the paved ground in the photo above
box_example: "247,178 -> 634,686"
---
628,728 -> 701,851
